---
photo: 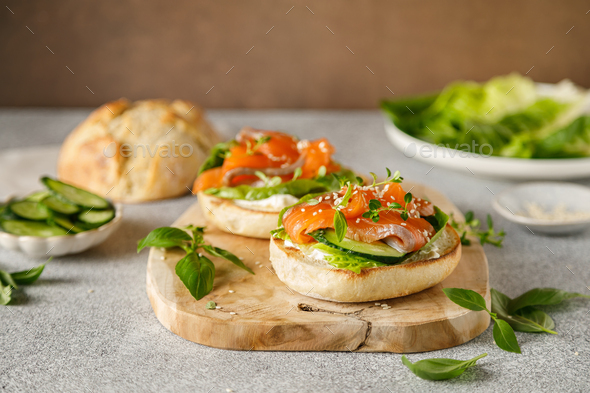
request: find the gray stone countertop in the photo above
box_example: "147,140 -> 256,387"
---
0,109 -> 589,392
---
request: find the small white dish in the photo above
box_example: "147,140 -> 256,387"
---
0,203 -> 123,257
492,182 -> 590,235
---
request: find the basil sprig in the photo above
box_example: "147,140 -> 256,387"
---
0,260 -> 47,305
443,288 -> 521,353
402,353 -> 487,380
138,225 -> 254,301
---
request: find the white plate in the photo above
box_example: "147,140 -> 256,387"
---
491,182 -> 590,235
383,82 -> 590,180
0,203 -> 123,257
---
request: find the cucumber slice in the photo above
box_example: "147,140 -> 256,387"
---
26,191 -> 51,202
49,216 -> 85,234
78,209 -> 115,226
41,195 -> 80,215
9,201 -> 51,221
41,177 -> 110,209
1,220 -> 69,237
311,229 -> 409,264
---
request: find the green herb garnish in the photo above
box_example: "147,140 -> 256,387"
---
402,353 -> 487,381
246,135 -> 272,155
367,168 -> 403,188
206,301 -> 217,310
361,192 -> 412,223
449,211 -> 505,247
138,226 -> 254,301
0,259 -> 48,305
443,287 -> 521,353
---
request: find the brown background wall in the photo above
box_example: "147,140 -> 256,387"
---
1,0 -> 589,108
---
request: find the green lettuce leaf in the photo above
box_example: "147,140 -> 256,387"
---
312,243 -> 387,274
205,168 -> 358,201
381,73 -> 590,159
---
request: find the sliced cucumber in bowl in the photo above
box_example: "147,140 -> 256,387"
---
41,195 -> 80,215
41,177 -> 110,209
78,209 -> 115,227
9,201 -> 52,221
1,220 -> 69,237
49,215 -> 85,234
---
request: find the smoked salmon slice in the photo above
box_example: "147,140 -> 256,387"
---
193,128 -> 341,193
282,184 -> 436,253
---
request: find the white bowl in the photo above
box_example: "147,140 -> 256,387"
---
0,204 -> 123,257
384,117 -> 590,180
383,82 -> 590,180
492,182 -> 590,235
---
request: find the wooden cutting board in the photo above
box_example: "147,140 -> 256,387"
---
146,182 -> 490,353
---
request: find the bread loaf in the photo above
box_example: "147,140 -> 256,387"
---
57,99 -> 220,203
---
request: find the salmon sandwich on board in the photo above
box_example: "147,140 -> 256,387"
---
193,127 -> 361,239
269,169 -> 461,303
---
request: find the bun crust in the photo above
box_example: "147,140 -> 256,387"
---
198,192 -> 277,239
269,225 -> 462,302
57,99 -> 220,203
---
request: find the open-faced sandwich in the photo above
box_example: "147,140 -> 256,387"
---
193,127 -> 359,238
269,170 -> 461,302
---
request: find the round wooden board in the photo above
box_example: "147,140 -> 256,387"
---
146,182 -> 490,353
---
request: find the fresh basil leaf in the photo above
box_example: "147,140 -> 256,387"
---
491,288 -> 556,334
0,281 -> 12,305
516,307 -> 556,334
492,318 -> 521,353
507,288 -> 590,314
333,210 -> 347,243
137,227 -> 191,253
401,353 -> 487,380
313,243 -> 387,274
10,263 -> 46,286
443,287 -> 488,312
202,245 -> 254,275
175,253 -> 215,301
0,270 -> 18,289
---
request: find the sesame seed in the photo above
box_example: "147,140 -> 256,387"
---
319,197 -> 323,202
216,306 -> 221,309
356,218 -> 360,223
160,256 -> 166,260
375,303 -> 381,305
301,208 -> 305,212
401,222 -> 406,226
313,212 -> 317,216
575,352 -> 579,356
255,261 -> 260,265
230,312 -> 236,315
318,209 -> 323,213
325,196 -> 330,200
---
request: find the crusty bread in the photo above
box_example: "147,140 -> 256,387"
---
198,192 -> 278,239
57,99 -> 220,203
269,225 -> 462,303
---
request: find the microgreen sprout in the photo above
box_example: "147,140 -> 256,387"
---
254,171 -> 282,187
362,192 -> 413,222
368,168 -> 404,188
246,135 -> 272,155
449,211 -> 505,247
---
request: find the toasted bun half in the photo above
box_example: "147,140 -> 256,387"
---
269,225 -> 462,303
198,192 -> 277,239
